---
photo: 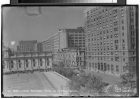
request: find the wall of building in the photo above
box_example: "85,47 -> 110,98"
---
85,7 -> 136,76
17,40 -> 38,52
2,52 -> 53,74
59,29 -> 68,50
56,49 -> 78,69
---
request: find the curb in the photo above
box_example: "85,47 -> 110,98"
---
51,71 -> 70,82
42,72 -> 57,90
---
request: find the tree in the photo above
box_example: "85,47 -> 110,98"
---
69,72 -> 108,96
120,73 -> 135,88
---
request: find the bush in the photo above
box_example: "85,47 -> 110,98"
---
120,73 -> 136,88
53,62 -> 77,79
69,72 -> 108,96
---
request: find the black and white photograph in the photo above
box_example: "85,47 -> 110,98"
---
14,0 -> 118,4
2,6 -> 138,97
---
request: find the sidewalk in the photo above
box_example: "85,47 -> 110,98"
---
43,71 -> 70,96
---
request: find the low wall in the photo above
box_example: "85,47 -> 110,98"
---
43,71 -> 70,96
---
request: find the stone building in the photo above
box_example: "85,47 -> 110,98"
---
58,27 -> 86,69
85,6 -> 137,76
56,48 -> 79,69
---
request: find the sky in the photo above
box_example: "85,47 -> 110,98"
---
3,7 -> 86,48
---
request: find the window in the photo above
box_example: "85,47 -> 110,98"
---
33,59 -> 35,67
123,46 -> 125,50
11,61 -> 13,68
114,21 -> 118,26
114,27 -> 118,31
123,66 -> 127,72
122,39 -> 125,43
47,59 -> 49,66
110,35 -> 113,38
113,9 -> 118,14
114,34 -> 118,38
92,63 -> 94,69
122,20 -> 124,24
18,60 -> 21,68
111,64 -> 114,72
115,57 -> 119,61
40,59 -> 42,66
115,45 -> 118,50
116,65 -> 119,72
115,40 -> 118,43
26,60 -> 28,67
122,26 -> 124,30
108,64 -> 110,71
122,32 -> 124,36
89,63 -> 91,69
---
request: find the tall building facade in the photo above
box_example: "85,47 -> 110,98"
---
85,7 -> 137,76
59,27 -> 85,52
41,33 -> 60,53
57,27 -> 86,69
17,40 -> 37,52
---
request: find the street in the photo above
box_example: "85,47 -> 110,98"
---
3,72 -> 59,97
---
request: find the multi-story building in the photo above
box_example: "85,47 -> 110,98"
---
41,27 -> 85,69
85,6 -> 137,76
41,33 -> 60,53
56,48 -> 79,69
17,40 -> 37,52
55,27 -> 85,69
2,51 -> 53,74
59,27 -> 85,52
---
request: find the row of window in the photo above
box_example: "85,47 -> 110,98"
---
86,25 -> 125,39
88,62 -> 119,72
87,8 -> 124,20
87,12 -> 124,26
87,45 -> 126,51
86,51 -> 127,56
86,56 -> 129,62
4,59 -> 50,69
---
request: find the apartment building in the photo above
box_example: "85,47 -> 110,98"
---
85,6 -> 137,76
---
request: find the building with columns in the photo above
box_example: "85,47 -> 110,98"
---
2,51 -> 53,74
